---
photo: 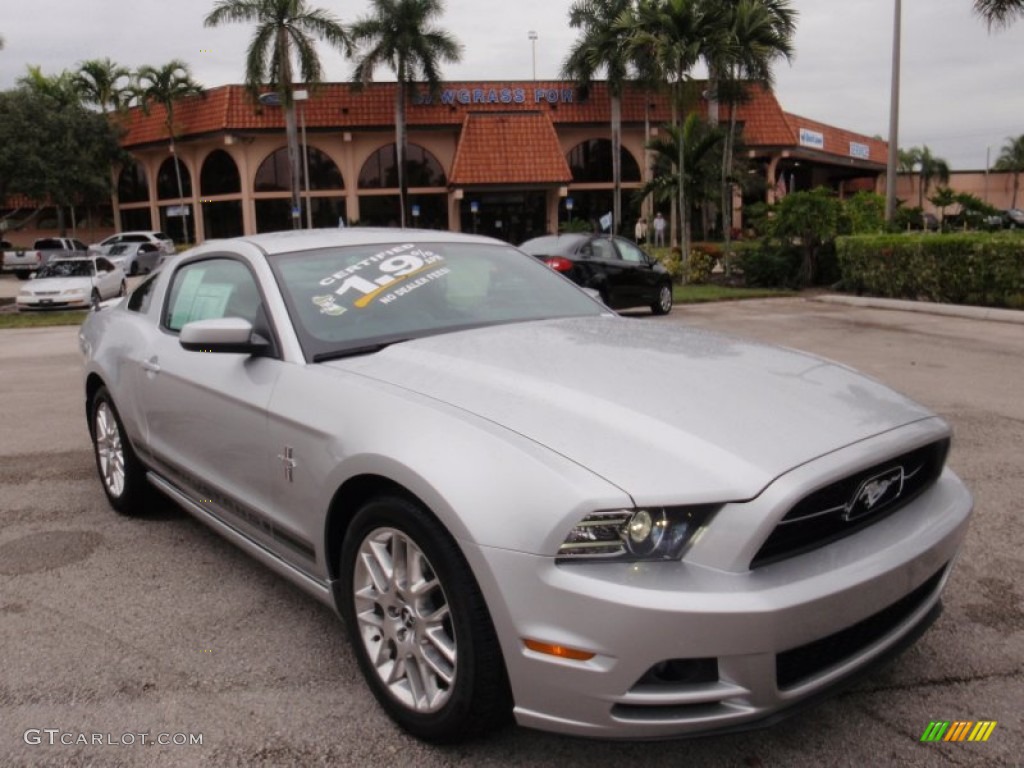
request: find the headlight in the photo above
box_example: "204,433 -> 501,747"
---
557,505 -> 719,562
18,290 -> 32,297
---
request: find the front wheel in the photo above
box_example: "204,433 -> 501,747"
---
90,386 -> 147,514
651,282 -> 673,315
339,496 -> 512,742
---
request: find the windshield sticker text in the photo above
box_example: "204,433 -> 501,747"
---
313,247 -> 446,311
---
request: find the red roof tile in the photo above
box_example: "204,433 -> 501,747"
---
449,112 -> 571,185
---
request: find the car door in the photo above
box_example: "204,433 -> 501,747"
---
133,256 -> 287,556
94,257 -> 120,297
613,238 -> 662,305
579,236 -> 629,306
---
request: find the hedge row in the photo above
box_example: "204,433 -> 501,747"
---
836,233 -> 1024,309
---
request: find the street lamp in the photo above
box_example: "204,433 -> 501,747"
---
258,91 -> 302,229
528,31 -> 538,80
294,89 -> 312,229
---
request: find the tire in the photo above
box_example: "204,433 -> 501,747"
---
91,288 -> 101,305
651,282 -> 673,315
339,496 -> 512,742
89,386 -> 147,515
15,272 -> 30,281
119,281 -> 127,297
129,261 -> 139,276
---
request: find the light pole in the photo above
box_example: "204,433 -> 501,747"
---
294,89 -> 312,229
885,0 -> 901,223
258,91 -> 302,230
528,31 -> 538,80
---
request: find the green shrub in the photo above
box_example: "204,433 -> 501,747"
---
736,241 -> 803,289
837,232 -> 1024,308
654,246 -> 717,284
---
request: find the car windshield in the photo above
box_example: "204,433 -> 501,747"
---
269,241 -> 604,361
36,260 -> 94,278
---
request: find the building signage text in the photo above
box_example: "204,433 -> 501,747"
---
849,142 -> 870,160
414,87 -> 575,107
799,128 -> 825,150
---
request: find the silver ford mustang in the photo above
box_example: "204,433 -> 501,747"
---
80,229 -> 973,743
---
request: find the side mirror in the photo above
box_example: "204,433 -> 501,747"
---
180,317 -> 270,355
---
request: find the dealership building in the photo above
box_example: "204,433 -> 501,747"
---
103,80 -> 889,244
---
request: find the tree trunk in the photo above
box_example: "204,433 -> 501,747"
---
611,93 -> 622,236
676,74 -> 689,265
284,103 -> 301,230
396,79 -> 408,229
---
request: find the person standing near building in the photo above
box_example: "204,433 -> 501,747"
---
653,212 -> 666,247
634,217 -> 647,244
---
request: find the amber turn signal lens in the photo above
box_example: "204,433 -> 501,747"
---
523,638 -> 595,661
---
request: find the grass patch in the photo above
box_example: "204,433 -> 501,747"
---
0,310 -> 87,329
673,284 -> 796,303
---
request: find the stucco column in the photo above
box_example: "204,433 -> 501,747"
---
766,154 -> 781,205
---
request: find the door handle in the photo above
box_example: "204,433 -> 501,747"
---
141,357 -> 161,374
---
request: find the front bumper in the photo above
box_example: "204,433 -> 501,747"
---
17,296 -> 89,311
464,468 -> 972,739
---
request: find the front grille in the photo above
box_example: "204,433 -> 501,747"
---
775,565 -> 946,690
752,439 -> 949,567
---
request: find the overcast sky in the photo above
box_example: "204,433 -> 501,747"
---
1,0 -> 1020,170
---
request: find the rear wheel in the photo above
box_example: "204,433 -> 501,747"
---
651,282 -> 673,315
129,261 -> 139,276
15,272 -> 30,281
339,496 -> 512,742
90,386 -> 147,515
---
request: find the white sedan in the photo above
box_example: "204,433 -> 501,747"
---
17,256 -> 126,311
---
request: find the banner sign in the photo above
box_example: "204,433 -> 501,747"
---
799,128 -> 825,150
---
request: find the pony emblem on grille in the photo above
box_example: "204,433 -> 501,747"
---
844,467 -> 905,522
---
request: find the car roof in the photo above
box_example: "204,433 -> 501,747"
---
200,227 -> 506,257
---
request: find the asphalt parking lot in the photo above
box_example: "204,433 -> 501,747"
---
1,290 -> 1021,767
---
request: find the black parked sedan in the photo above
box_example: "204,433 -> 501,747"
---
519,234 -> 673,315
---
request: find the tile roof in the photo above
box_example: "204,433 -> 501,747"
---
783,113 -> 888,165
119,81 -> 884,165
449,112 -> 571,185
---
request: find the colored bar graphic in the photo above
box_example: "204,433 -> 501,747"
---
920,721 -> 949,742
920,720 -> 997,743
968,722 -> 998,742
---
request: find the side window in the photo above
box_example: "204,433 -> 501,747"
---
616,239 -> 647,264
126,273 -> 159,313
96,257 -> 115,272
73,239 -> 89,251
591,239 -> 617,261
164,258 -> 263,332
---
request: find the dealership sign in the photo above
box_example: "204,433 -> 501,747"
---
799,128 -> 825,149
849,142 -> 871,160
414,87 -> 576,106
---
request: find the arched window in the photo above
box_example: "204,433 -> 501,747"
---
566,139 -> 640,183
359,144 -> 446,189
201,150 -> 241,196
157,156 -> 192,200
117,161 -> 149,203
254,146 -> 344,192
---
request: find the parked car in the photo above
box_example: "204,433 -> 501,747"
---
89,231 -> 175,259
518,233 -> 673,315
3,236 -> 89,279
17,256 -> 125,310
105,241 -> 164,275
1003,208 -> 1024,228
81,229 -> 972,743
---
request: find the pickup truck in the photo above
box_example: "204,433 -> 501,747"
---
3,237 -> 89,279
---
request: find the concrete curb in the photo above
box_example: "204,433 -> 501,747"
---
812,294 -> 1024,325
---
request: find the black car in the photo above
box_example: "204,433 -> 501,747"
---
519,234 -> 673,315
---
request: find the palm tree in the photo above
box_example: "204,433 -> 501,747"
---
563,0 -> 635,236
974,0 -> 1024,27
909,145 -> 950,209
74,58 -> 131,115
630,0 -> 725,259
712,0 -> 795,264
205,0 -> 350,230
993,134 -> 1024,208
18,65 -> 80,106
350,0 -> 461,228
135,60 -> 204,243
928,186 -> 956,230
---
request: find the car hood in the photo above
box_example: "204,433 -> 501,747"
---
23,276 -> 94,292
331,317 -> 934,503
